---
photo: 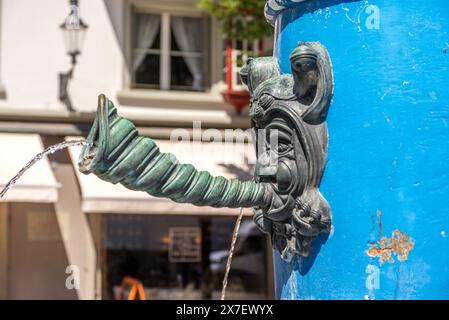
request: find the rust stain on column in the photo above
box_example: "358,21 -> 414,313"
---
367,230 -> 415,265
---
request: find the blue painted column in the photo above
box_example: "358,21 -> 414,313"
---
269,0 -> 449,299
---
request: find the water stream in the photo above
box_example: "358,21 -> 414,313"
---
221,207 -> 244,300
0,139 -> 86,199
0,138 -> 242,300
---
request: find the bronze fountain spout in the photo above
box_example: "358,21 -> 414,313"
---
79,94 -> 271,208
78,42 -> 334,260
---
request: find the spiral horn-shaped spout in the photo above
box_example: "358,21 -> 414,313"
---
78,94 -> 271,208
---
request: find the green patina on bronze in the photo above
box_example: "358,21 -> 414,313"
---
78,94 -> 269,208
78,41 -> 333,259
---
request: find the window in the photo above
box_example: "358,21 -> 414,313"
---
233,39 -> 261,89
132,11 -> 207,92
223,38 -> 262,91
100,214 -> 269,300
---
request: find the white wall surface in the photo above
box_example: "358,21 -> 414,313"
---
0,0 -> 125,112
0,0 -> 244,118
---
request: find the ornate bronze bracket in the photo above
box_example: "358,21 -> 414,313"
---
78,42 -> 333,261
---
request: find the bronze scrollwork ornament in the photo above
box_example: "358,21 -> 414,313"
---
78,42 -> 334,261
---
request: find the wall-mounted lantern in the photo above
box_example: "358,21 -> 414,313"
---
59,0 -> 88,112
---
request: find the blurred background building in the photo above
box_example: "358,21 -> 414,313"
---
0,0 -> 274,299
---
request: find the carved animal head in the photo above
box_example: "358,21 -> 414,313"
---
241,42 -> 334,259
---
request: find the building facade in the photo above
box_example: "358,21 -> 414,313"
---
0,0 -> 274,300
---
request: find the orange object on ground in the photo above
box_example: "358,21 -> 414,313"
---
118,276 -> 146,300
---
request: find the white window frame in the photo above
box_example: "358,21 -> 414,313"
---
222,38 -> 261,91
232,38 -> 261,91
131,8 -> 208,91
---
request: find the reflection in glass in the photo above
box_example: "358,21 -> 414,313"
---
101,215 -> 268,300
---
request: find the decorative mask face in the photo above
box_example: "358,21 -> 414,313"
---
78,42 -> 334,262
241,42 -> 334,260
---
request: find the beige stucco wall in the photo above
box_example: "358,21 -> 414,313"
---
0,0 -> 123,112
0,0 -> 230,116
7,203 -> 78,299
